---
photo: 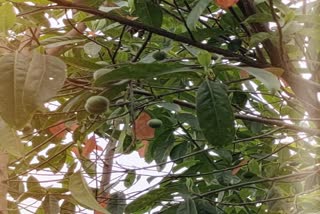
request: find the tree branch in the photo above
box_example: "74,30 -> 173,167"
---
48,0 -> 265,68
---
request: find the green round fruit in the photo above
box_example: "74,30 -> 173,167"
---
152,51 -> 167,61
147,119 -> 163,128
85,96 -> 109,114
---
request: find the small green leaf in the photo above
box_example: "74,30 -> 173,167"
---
69,171 -> 110,214
196,80 -> 235,147
248,159 -> 260,175
124,170 -> 136,188
186,0 -> 212,30
197,50 -> 212,69
134,0 -> 163,27
27,176 -> 42,192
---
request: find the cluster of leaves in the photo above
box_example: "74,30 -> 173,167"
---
0,0 -> 320,213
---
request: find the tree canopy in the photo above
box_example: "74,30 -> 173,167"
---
0,0 -> 320,213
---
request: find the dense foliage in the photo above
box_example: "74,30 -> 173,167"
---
0,0 -> 320,213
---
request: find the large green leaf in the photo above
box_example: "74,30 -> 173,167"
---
134,0 -> 163,27
186,0 -> 212,30
0,52 -> 66,128
95,63 -> 196,85
69,171 -> 109,214
196,80 -> 235,147
0,118 -> 23,157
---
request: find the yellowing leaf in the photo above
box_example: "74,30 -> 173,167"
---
69,171 -> 110,214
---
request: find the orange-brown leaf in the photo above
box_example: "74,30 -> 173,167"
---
232,159 -> 248,175
71,147 -> 80,157
82,136 -> 98,158
138,140 -> 149,158
134,112 -> 155,140
94,202 -> 107,214
239,70 -> 250,79
49,122 -> 67,139
215,0 -> 239,9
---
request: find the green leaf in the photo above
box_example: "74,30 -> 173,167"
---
240,67 -> 280,92
42,195 -> 60,214
60,200 -> 75,214
177,196 -> 198,214
95,63 -> 195,85
134,0 -> 163,27
124,170 -> 136,188
249,32 -> 271,48
195,199 -> 217,214
8,175 -> 25,199
0,118 -> 23,157
158,102 -> 182,112
27,176 -> 42,192
40,36 -> 85,49
0,52 -> 66,129
125,183 -> 184,213
84,41 -> 101,58
196,80 -> 235,147
107,192 -> 126,214
170,142 -> 189,163
69,171 -> 110,214
243,13 -> 273,24
197,50 -> 212,68
248,159 -> 260,175
186,0 -> 212,30
149,129 -> 175,166
0,2 -> 16,33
